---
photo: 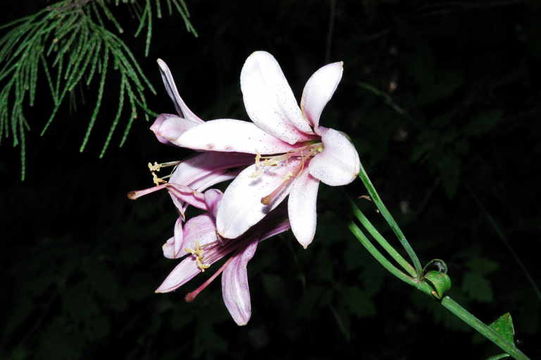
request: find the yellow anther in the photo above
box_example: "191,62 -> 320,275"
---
152,172 -> 168,186
184,243 -> 210,271
148,162 -> 161,172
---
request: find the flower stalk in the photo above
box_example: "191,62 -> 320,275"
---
357,162 -> 424,276
351,170 -> 530,360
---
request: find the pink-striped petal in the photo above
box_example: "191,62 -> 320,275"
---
217,160 -> 300,239
309,127 -> 360,186
166,184 -> 206,210
221,241 -> 258,326
241,51 -> 315,144
162,217 -> 185,259
170,152 -> 253,187
174,119 -> 296,154
288,170 -> 320,248
155,256 -> 200,293
300,62 -> 343,129
157,59 -> 204,124
181,214 -> 219,256
203,189 -> 223,219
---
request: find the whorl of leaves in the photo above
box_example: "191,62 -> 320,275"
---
0,0 -> 197,179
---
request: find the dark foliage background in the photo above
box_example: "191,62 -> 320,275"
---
1,0 -> 540,359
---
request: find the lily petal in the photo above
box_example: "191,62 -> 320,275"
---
288,170 -> 320,248
217,160 -> 300,239
173,217 -> 184,259
204,189 -> 223,219
309,127 -> 360,186
222,241 -> 258,326
150,113 -> 200,145
170,152 -> 253,187
175,119 -> 296,154
157,59 -> 204,124
189,171 -> 238,194
300,62 -> 343,129
182,214 -> 219,255
166,184 -> 207,210
241,51 -> 315,143
155,256 -> 200,293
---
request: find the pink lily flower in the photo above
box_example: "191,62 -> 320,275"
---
155,189 -> 290,326
168,51 -> 360,248
129,59 -> 254,258
128,151 -> 253,259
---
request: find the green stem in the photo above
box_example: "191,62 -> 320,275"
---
351,202 -> 417,278
348,222 -> 433,295
357,164 -> 423,276
350,218 -> 530,359
441,297 -> 529,360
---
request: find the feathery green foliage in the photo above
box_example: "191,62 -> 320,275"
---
0,0 -> 197,179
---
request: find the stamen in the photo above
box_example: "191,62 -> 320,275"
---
148,161 -> 180,172
148,161 -> 181,185
152,172 -> 168,186
185,256 -> 235,302
185,242 -> 210,271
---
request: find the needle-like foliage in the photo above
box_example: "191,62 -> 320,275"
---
0,0 -> 197,179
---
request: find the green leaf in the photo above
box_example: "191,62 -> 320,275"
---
465,110 -> 502,136
424,270 -> 452,299
489,313 -> 515,344
467,258 -> 499,276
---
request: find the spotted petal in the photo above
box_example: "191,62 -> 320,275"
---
217,160 -> 300,239
241,51 -> 315,144
174,119 -> 296,154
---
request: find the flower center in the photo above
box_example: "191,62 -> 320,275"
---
254,142 -> 323,205
184,235 -> 256,302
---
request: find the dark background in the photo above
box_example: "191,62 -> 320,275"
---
1,1 -> 540,359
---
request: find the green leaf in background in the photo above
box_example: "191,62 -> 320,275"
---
465,110 -> 502,136
462,272 -> 494,303
342,286 -> 376,318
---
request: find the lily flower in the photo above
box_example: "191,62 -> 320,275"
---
155,189 -> 290,326
128,151 -> 253,259
129,59 -> 254,258
168,51 -> 360,248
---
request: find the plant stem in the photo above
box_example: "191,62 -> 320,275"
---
351,203 -> 417,278
350,220 -> 530,359
441,297 -> 529,360
348,222 -> 433,295
357,165 -> 423,276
